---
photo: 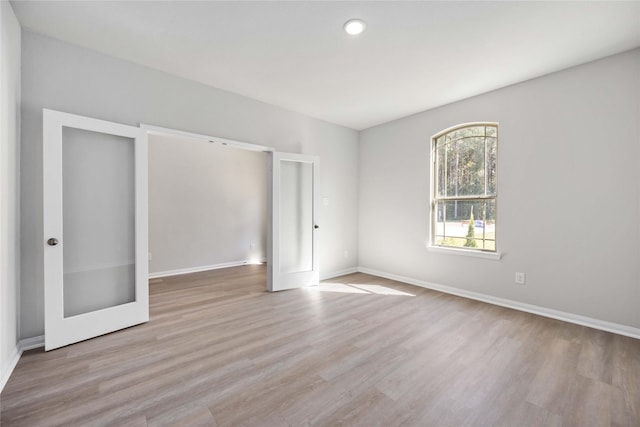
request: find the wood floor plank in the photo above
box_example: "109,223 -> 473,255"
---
525,336 -> 582,414
2,265 -> 639,426
563,375 -> 612,426
491,401 -> 561,427
578,329 -> 614,383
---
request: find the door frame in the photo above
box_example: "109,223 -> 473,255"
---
140,124 -> 273,153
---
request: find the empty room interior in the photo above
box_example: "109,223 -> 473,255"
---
1,1 -> 639,426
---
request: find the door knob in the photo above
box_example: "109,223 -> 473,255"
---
314,225 -> 319,229
47,238 -> 59,246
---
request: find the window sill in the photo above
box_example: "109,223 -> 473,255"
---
427,245 -> 502,260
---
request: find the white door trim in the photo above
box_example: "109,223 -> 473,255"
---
140,123 -> 274,152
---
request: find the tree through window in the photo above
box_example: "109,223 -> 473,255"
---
432,123 -> 497,251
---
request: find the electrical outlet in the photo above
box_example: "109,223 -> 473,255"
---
250,243 -> 255,250
515,272 -> 526,285
344,250 -> 349,259
148,252 -> 152,261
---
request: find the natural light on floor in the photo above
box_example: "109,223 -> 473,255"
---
314,282 -> 415,296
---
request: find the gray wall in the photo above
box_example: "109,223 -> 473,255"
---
149,134 -> 267,274
1,0 -> 21,380
359,49 -> 640,329
20,31 -> 359,339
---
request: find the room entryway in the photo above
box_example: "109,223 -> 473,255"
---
42,110 -> 321,350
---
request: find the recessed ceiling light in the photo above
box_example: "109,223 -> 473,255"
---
344,19 -> 366,36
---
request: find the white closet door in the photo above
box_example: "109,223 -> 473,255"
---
268,152 -> 319,291
43,109 -> 148,351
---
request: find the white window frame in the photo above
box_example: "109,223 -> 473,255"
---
428,122 -> 501,260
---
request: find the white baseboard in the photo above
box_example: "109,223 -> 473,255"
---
20,335 -> 44,351
153,262 -> 357,282
0,345 -> 21,393
149,259 -> 266,279
0,335 -> 45,393
358,267 -> 640,340
320,267 -> 359,281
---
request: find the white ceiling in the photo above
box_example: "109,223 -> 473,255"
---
11,1 -> 640,130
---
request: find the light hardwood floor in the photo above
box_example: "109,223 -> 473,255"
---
1,265 -> 639,426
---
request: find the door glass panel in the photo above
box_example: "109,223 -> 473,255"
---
62,127 -> 136,317
279,160 -> 313,274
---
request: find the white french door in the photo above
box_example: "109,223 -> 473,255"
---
268,152 -> 320,291
43,109 -> 149,351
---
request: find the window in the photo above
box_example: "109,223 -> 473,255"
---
431,123 -> 497,252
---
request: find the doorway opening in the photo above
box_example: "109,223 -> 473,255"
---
144,125 -> 271,284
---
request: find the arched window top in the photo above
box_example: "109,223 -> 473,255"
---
433,122 -> 498,144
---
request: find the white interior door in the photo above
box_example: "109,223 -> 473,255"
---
268,152 -> 320,291
43,109 -> 148,351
